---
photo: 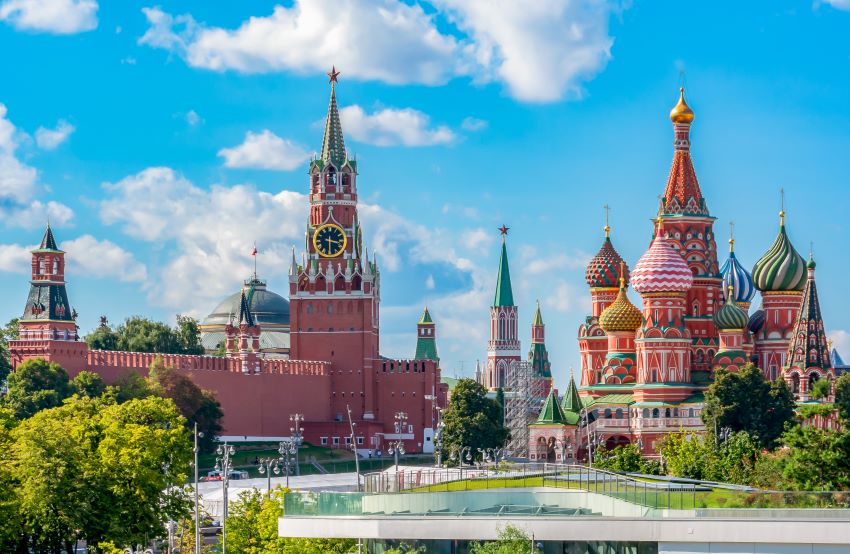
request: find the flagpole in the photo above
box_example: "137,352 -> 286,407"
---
253,241 -> 257,280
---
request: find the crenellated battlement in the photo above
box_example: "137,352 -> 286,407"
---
85,349 -> 331,376
378,358 -> 438,375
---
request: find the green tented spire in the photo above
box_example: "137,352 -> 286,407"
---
36,224 -> 60,252
419,306 -> 433,325
536,389 -> 568,424
532,300 -> 543,326
561,373 -> 583,415
493,233 -> 514,307
415,307 -> 439,361
320,67 -> 347,167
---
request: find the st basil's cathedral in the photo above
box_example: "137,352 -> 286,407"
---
477,88 -> 841,460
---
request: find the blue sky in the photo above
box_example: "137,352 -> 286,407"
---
1,0 -> 850,389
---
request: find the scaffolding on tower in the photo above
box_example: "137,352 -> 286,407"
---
502,360 -> 546,457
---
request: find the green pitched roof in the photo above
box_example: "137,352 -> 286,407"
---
583,394 -> 635,407
419,306 -> 434,325
535,389 -> 569,424
532,301 -> 543,326
493,238 -> 514,307
35,225 -> 61,252
560,374 -> 583,414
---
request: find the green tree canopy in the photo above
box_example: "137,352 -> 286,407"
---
5,395 -> 190,552
0,318 -> 19,389
72,370 -> 107,398
810,377 -> 832,400
834,373 -> 850,423
2,358 -> 72,419
469,524 -> 533,554
702,364 -> 796,449
441,379 -> 509,463
148,357 -> 223,453
84,315 -> 205,355
780,426 -> 850,490
593,444 -> 660,475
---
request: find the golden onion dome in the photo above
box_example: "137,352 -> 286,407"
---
669,87 -> 695,124
599,278 -> 643,333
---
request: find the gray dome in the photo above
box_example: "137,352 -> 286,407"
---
203,278 -> 290,327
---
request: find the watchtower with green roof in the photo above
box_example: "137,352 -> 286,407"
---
528,301 -> 553,391
414,307 -> 439,362
485,226 -> 521,390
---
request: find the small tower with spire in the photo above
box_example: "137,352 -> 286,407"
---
11,224 -> 88,371
414,307 -> 439,361
528,301 -> 552,395
225,290 -> 262,374
485,225 -> 521,390
782,254 -> 834,398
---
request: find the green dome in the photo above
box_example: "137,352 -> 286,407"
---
203,278 -> 290,327
752,224 -> 806,292
714,299 -> 748,330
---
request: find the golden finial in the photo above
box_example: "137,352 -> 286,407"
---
728,221 -> 735,252
727,283 -> 734,302
655,196 -> 665,232
670,87 -> 695,124
603,204 -> 611,238
618,261 -> 626,289
779,188 -> 785,226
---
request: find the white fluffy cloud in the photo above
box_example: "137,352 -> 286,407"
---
461,117 -> 488,132
340,105 -> 455,146
35,119 -> 75,150
0,103 -> 74,227
822,1 -> 850,10
139,0 -> 620,102
99,167 -> 307,311
0,242 -> 32,273
0,0 -> 97,34
218,130 -> 310,170
139,2 -> 459,85
60,235 -> 147,282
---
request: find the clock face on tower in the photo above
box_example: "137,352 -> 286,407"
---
313,223 -> 347,257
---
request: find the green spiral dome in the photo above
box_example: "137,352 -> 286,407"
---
713,299 -> 748,330
752,223 -> 806,292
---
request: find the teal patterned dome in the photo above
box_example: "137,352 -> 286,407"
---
752,217 -> 806,292
714,295 -> 748,330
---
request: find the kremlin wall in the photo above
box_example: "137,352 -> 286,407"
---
8,72 -> 446,455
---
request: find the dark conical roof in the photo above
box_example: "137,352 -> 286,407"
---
238,290 -> 255,327
37,225 -> 60,251
785,261 -> 830,370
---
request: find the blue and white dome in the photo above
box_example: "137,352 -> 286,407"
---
720,249 -> 755,306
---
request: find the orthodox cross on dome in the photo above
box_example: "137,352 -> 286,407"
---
327,65 -> 340,84
729,221 -> 735,252
603,204 -> 611,238
779,187 -> 785,225
498,224 -> 510,237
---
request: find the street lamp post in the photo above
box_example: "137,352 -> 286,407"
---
434,415 -> 445,467
214,442 -> 236,554
289,414 -> 304,476
451,446 -> 472,480
346,404 -> 361,492
257,443 -> 287,496
388,412 -> 408,472
192,423 -> 204,554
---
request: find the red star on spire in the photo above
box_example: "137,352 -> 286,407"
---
498,225 -> 510,236
327,66 -> 340,84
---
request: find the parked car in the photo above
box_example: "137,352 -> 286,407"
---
228,469 -> 250,480
202,470 -> 222,481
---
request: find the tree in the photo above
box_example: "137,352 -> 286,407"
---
0,318 -> 18,389
116,317 -> 182,354
440,379 -> 509,464
84,323 -> 120,351
702,364 -> 796,449
110,370 -> 154,403
148,358 -> 223,453
2,358 -> 72,419
469,524 -> 532,554
780,426 -> 850,491
9,395 -> 191,551
0,408 -> 22,551
834,373 -> 850,423
593,444 -> 660,475
810,377 -> 832,400
176,314 -> 205,355
72,370 -> 106,398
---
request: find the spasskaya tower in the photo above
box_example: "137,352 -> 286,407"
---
289,67 -> 381,421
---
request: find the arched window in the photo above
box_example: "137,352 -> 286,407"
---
692,301 -> 700,317
38,257 -> 45,275
791,374 -> 800,394
52,259 -> 58,274
615,408 -> 623,420
664,408 -> 671,418
642,408 -> 650,419
306,303 -> 313,314
652,408 -> 660,419
604,408 -> 612,419
688,408 -> 695,418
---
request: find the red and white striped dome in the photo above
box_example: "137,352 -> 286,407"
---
631,227 -> 694,294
